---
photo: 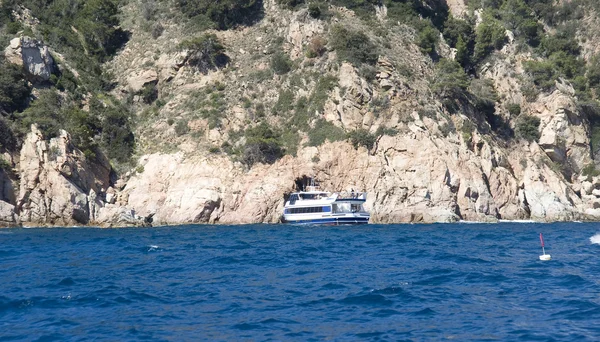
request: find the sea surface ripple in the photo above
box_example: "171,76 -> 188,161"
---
2,222 -> 600,341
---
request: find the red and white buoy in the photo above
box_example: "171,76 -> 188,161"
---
539,233 -> 551,261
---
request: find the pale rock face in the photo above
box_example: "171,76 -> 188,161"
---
119,133 -> 519,225
127,69 -> 158,93
533,90 -> 591,175
20,37 -> 55,82
4,37 -> 55,82
286,11 -> 324,59
16,126 -> 111,226
513,143 -> 581,221
0,201 -> 17,226
4,37 -> 23,66
114,118 -> 598,225
122,153 -> 228,224
446,0 -> 468,18
324,63 -> 373,130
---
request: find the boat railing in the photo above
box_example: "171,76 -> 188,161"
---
336,191 -> 367,200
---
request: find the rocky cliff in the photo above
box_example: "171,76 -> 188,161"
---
2,0 -> 600,226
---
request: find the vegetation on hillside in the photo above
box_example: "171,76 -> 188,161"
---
0,0 -> 134,167
3,0 -> 600,170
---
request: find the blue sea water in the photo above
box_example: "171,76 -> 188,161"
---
1,223 -> 600,341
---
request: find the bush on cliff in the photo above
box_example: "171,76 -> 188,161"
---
271,52 -> 293,75
18,90 -> 62,139
276,0 -> 304,9
330,25 -> 378,67
443,16 -> 475,68
176,0 -> 264,30
500,0 -> 542,46
307,119 -> 346,147
1,0 -> 129,64
515,115 -> 541,142
347,128 -> 376,151
96,100 -> 135,163
432,59 -> 469,99
242,122 -> 284,167
179,34 -> 229,74
523,60 -> 556,93
0,58 -> 30,115
473,12 -> 506,64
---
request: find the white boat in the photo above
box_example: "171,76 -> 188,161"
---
281,182 -> 370,225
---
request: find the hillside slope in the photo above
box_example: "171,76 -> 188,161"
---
2,0 -> 600,225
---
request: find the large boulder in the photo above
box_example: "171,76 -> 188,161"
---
4,37 -> 56,83
532,90 -> 591,177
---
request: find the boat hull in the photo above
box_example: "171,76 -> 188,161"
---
282,216 -> 370,225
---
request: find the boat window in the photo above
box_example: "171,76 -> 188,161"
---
332,203 -> 350,213
332,203 -> 365,213
286,206 -> 330,214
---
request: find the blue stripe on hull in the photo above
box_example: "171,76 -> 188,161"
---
282,217 -> 370,225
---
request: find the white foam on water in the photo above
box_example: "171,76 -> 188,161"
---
589,233 -> 600,245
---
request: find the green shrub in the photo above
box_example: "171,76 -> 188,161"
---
582,163 -> 600,177
93,99 -> 135,163
523,60 -> 556,92
359,64 -> 377,83
270,52 -> 293,75
306,36 -> 327,58
347,128 -> 376,150
276,0 -> 304,9
443,16 -> 474,48
588,56 -> 600,88
175,120 -> 189,136
0,156 -> 11,172
53,67 -> 79,93
432,59 -> 469,99
537,30 -> 580,58
280,128 -> 300,156
549,51 -> 584,79
138,83 -> 158,104
151,23 -> 164,39
330,25 -> 378,66
273,89 -> 295,115
443,16 -> 475,67
500,0 -> 541,46
461,120 -> 474,144
179,34 -> 229,74
329,0 -> 379,18
308,2 -> 322,18
473,13 -> 506,63
370,95 -> 390,117
416,22 -> 439,56
6,21 -> 22,34
215,82 -> 226,91
506,103 -> 521,116
0,117 -> 17,151
375,125 -> 398,137
0,59 -> 30,114
175,0 -> 264,30
515,115 -> 541,142
62,105 -> 101,158
307,119 -> 346,146
18,90 -> 62,139
242,122 -> 284,167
